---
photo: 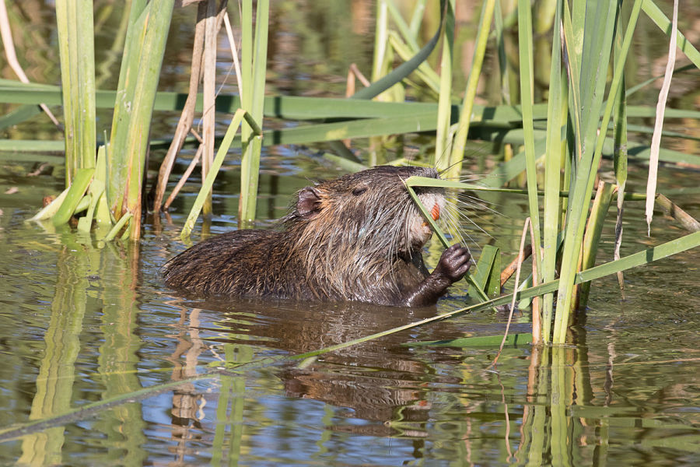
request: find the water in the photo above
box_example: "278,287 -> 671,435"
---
1,156 -> 699,465
2,1 -> 700,465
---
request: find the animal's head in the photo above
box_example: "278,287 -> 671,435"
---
287,165 -> 445,255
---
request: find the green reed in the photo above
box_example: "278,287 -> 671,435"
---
55,0 -> 96,185
107,0 -> 175,239
22,0 -> 175,241
237,0 -> 269,228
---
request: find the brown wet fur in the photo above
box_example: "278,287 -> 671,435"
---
162,165 -> 471,306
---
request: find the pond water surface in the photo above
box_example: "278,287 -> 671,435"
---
1,158 -> 699,465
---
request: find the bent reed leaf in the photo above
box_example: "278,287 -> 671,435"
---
351,0 -> 447,100
405,176 -> 493,307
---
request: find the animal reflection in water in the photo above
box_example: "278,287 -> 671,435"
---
165,297 -> 472,437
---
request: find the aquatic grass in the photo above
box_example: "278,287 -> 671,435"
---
351,0 -> 448,164
107,0 -> 175,239
78,145 -> 111,233
16,1 -> 177,240
370,0 -> 390,97
578,181 -> 615,308
553,0 -> 642,342
385,0 -> 420,53
103,212 -> 133,243
645,0 -> 678,232
408,333 -> 532,348
387,31 -> 440,94
472,244 -> 501,298
642,0 -> 700,67
516,0 -> 544,336
493,0 -> 677,343
351,0 -> 446,101
3,82 -> 700,150
29,188 -> 70,222
493,0 -> 512,106
54,0 -> 96,184
238,0 -> 269,227
3,4 -> 700,460
200,0 -> 227,218
491,216 -> 534,365
181,108 -> 262,239
431,0 -> 499,178
152,2 -> 208,214
446,0 -> 497,180
612,35 -> 628,290
1,0 -> 698,326
51,167 -> 94,227
539,0 -> 566,339
0,104 -> 41,131
655,194 -> 700,232
0,0 -> 60,128
434,0 -> 454,169
406,148 -> 700,342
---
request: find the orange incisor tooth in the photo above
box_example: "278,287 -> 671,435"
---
431,203 -> 440,221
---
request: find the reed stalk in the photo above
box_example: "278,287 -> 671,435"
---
52,167 -> 94,227
107,0 -> 175,239
645,0 -> 678,231
434,0 -> 454,170
55,0 -> 96,185
182,109 -> 262,239
201,0 -> 224,217
153,2 -> 208,214
238,0 -> 269,228
516,0 -> 544,329
446,0 -> 496,180
578,181 -> 615,308
553,0 -> 642,343
540,0 -> 565,343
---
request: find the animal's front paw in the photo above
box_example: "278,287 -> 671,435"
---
434,244 -> 471,283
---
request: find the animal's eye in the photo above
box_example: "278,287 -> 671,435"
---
352,186 -> 368,196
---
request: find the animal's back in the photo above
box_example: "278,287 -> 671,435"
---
162,229 -> 302,298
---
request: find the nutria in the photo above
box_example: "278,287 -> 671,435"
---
162,165 -> 471,306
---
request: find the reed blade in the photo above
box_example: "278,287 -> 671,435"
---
107,0 -> 175,239
55,0 -> 96,185
238,0 -> 269,227
447,0 -> 497,179
541,0 -> 566,342
516,0 -> 544,308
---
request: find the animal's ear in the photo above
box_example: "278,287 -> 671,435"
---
296,187 -> 322,219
